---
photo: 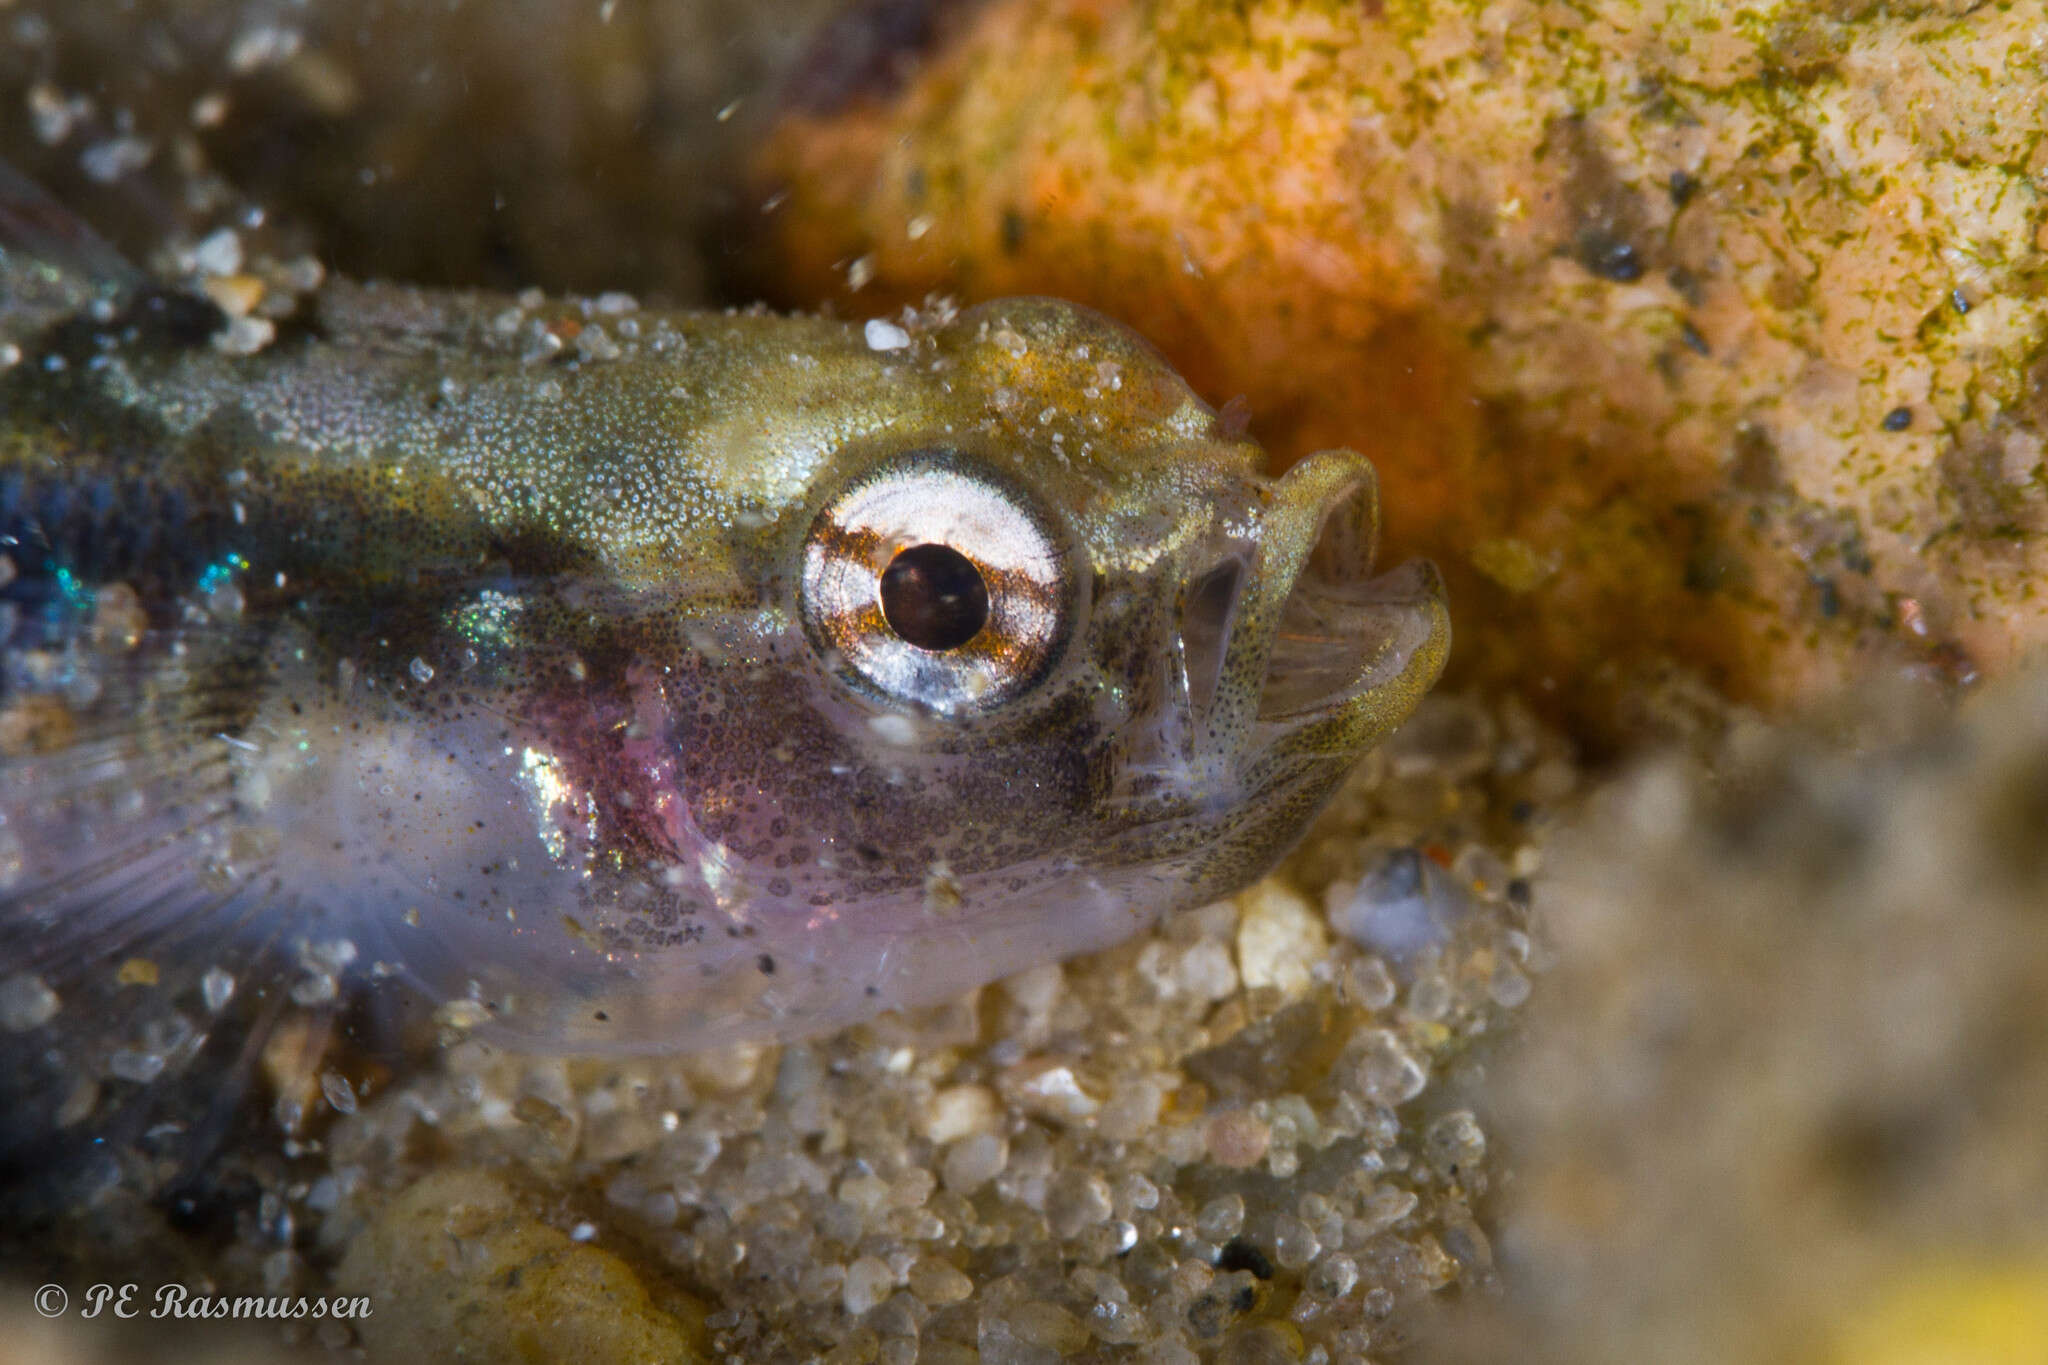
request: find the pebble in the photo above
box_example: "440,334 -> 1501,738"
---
1489,958 -> 1533,1008
941,1133 -> 1008,1192
842,1256 -> 895,1316
909,1257 -> 974,1305
107,1049 -> 165,1084
202,273 -> 266,317
923,1083 -> 1001,1143
1007,1301 -> 1088,1353
999,1058 -> 1101,1122
1046,1169 -> 1113,1237
214,315 -> 276,356
0,973 -> 59,1032
1196,1193 -> 1246,1241
1236,880 -> 1327,997
190,91 -> 231,127
1271,1213 -> 1323,1269
1407,973 -> 1453,1021
863,318 -> 911,351
1328,847 -> 1468,967
1136,1337 -> 1200,1365
1359,1188 -> 1419,1235
1176,940 -> 1239,1001
1205,1110 -> 1272,1168
1423,1110 -> 1487,1178
1097,1076 -> 1164,1141
1342,955 -> 1398,1010
1344,1029 -> 1429,1105
80,135 -> 153,183
193,227 -> 245,276
321,1072 -> 358,1116
1308,1253 -> 1360,1299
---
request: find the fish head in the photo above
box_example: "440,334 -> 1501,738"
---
467,298 -> 1446,1045
797,298 -> 1448,874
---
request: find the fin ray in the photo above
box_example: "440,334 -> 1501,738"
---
0,158 -> 141,342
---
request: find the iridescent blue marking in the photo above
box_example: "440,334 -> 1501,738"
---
196,554 -> 250,596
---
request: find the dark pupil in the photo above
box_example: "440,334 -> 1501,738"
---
880,543 -> 989,652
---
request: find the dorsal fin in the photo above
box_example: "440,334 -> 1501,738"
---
0,158 -> 145,345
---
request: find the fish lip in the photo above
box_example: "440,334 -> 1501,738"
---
1255,558 -> 1449,729
1225,448 -> 1450,760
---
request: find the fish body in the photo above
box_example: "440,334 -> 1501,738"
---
0,177 -> 1446,1111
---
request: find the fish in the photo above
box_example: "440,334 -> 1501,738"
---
0,164 -> 1446,1172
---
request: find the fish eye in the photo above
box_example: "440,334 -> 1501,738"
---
879,543 -> 990,651
800,454 -> 1074,716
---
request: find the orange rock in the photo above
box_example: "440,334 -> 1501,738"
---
755,0 -> 2048,735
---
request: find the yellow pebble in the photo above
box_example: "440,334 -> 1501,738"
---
201,273 -> 266,318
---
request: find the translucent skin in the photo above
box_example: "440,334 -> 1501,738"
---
0,284 -> 1446,1050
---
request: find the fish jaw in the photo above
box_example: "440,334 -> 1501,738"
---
1117,445 -> 1447,780
1084,445 -> 1449,894
1245,448 -> 1451,759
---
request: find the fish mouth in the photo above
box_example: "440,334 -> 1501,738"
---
1179,448 -> 1449,766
